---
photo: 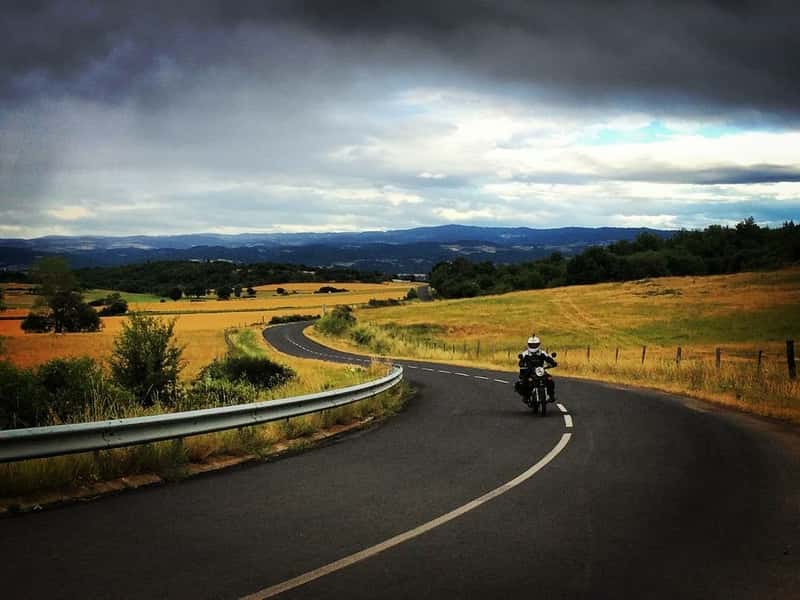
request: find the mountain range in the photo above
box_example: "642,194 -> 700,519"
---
0,225 -> 672,274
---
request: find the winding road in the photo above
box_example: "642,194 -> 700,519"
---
2,322 -> 799,599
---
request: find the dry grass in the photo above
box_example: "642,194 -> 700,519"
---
308,268 -> 800,422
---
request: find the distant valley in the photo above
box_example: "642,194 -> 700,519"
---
0,224 -> 671,274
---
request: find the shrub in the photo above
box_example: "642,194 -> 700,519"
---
98,293 -> 128,316
36,357 -> 128,424
366,298 -> 401,308
406,287 -> 418,300
316,305 -> 356,335
21,312 -> 54,333
268,314 -> 320,325
110,313 -> 184,406
216,285 -> 233,300
0,361 -> 44,429
168,287 -> 183,301
350,326 -> 374,346
198,355 -> 295,389
315,286 -> 348,294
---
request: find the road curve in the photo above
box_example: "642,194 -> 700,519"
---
1,322 -> 799,599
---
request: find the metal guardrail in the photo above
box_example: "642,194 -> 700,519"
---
0,366 -> 403,463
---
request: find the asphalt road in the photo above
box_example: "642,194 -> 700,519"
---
2,322 -> 799,599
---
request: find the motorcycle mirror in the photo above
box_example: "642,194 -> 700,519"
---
551,352 -> 558,358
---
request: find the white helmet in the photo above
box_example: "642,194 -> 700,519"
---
527,336 -> 541,351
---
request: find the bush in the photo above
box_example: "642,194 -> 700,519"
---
268,314 -> 320,325
216,285 -> 233,300
198,355 -> 294,389
366,298 -> 401,308
406,287 -> 418,300
98,293 -> 128,316
315,286 -> 348,294
36,357 -> 127,424
110,313 -> 184,406
168,287 -> 183,301
316,305 -> 356,335
21,312 -> 54,333
0,361 -> 43,429
350,326 -> 374,346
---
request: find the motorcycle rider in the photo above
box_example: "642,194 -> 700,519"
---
518,335 -> 557,401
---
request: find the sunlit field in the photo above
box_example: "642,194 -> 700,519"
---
0,281 -> 416,378
309,268 -> 800,421
126,281 -> 412,313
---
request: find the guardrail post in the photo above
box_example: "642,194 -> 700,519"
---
676,346 -> 682,366
715,347 -> 721,370
586,345 -> 591,362
641,345 -> 647,364
788,340 -> 797,379
476,340 -> 481,357
615,347 -> 620,363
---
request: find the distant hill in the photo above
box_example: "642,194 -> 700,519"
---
0,225 -> 672,274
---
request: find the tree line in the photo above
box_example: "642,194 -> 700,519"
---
430,219 -> 800,298
75,260 -> 387,296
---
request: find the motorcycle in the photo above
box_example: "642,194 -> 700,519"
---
514,352 -> 557,416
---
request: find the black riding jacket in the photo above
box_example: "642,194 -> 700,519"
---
519,349 -> 557,370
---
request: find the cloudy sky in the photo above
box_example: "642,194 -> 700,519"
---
1,1 -> 799,238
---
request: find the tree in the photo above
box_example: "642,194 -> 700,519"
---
98,293 -> 128,316
21,312 -> 54,333
48,290 -> 101,332
246,286 -> 256,297
168,287 -> 183,301
216,285 -> 232,300
0,288 -> 5,311
30,257 -> 78,301
234,285 -> 242,298
110,313 -> 184,406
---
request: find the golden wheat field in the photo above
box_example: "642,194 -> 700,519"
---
125,281 -> 412,313
0,281 -> 413,378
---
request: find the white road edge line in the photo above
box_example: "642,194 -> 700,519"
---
557,403 -> 567,414
494,379 -> 509,384
241,433 -> 573,600
454,372 -> 471,377
438,370 -> 452,374
564,414 -> 573,428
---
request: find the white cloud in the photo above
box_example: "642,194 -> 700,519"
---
46,206 -> 92,221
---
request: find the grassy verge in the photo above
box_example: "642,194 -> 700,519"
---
308,268 -> 800,422
0,326 -> 407,507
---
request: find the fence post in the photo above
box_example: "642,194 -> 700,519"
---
676,346 -> 682,366
788,340 -> 797,379
586,345 -> 591,362
641,345 -> 647,364
757,350 -> 763,372
715,347 -> 721,370
476,340 -> 481,357
615,347 -> 620,363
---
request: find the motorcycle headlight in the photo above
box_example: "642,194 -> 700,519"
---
535,367 -> 545,377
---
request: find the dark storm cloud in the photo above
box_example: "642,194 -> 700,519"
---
2,1 -> 799,119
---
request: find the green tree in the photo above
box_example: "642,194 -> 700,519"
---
31,257 -> 78,302
168,287 -> 183,301
49,290 -> 101,332
234,285 -> 242,298
246,286 -> 256,297
216,285 -> 233,300
110,313 -> 184,406
98,293 -> 128,316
